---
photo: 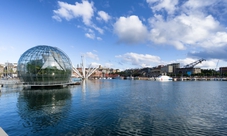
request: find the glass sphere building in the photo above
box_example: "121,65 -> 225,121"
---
17,45 -> 72,85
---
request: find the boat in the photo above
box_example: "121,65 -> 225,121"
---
126,76 -> 134,80
155,73 -> 172,81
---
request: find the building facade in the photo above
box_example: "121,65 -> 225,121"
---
220,67 -> 227,76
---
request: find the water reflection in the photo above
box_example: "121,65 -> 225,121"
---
2,80 -> 227,135
17,88 -> 72,133
80,79 -> 113,99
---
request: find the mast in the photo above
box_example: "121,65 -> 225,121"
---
81,55 -> 85,79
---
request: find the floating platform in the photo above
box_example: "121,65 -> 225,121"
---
22,82 -> 81,89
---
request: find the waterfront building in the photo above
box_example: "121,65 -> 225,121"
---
150,65 -> 163,77
17,45 -> 72,86
73,65 -> 120,79
161,63 -> 180,75
176,67 -> 201,75
0,64 -> 4,77
220,67 -> 227,76
0,63 -> 18,78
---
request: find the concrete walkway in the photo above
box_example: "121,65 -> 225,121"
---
0,127 -> 8,136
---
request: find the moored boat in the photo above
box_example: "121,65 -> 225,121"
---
155,74 -> 172,81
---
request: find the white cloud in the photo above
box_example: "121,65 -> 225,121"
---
149,13 -> 224,50
182,0 -> 217,10
85,28 -> 103,40
90,24 -> 104,34
146,0 -> 179,14
53,0 -> 94,25
85,33 -> 95,39
97,37 -> 102,41
97,11 -> 111,22
85,52 -> 99,60
52,15 -> 62,22
202,32 -> 227,48
114,15 -> 148,44
147,1 -> 227,50
116,52 -> 161,67
53,1 -> 104,37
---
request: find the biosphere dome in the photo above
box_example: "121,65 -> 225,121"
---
17,45 -> 72,85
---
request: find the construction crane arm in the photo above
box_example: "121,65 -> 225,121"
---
184,59 -> 206,68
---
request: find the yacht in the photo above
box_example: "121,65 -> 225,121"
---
155,73 -> 172,81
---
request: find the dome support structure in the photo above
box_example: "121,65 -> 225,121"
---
73,55 -> 98,79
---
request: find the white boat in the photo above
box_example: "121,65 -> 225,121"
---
127,76 -> 134,80
155,74 -> 172,81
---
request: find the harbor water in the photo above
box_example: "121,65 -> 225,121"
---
1,79 -> 227,135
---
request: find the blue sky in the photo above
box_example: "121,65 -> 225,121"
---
1,0 -> 227,70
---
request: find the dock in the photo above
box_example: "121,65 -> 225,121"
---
0,79 -> 81,90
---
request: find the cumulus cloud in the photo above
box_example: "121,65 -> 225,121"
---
53,0 -> 94,25
114,15 -> 148,44
147,0 -> 227,51
53,1 -> 104,37
96,11 -> 111,22
182,0 -> 217,11
146,0 -> 179,14
149,13 -> 225,50
116,52 -> 161,67
112,1 -> 227,52
85,52 -> 99,60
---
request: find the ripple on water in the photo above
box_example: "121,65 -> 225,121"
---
2,80 -> 227,135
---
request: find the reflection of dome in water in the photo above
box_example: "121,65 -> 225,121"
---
17,88 -> 72,130
17,45 -> 72,85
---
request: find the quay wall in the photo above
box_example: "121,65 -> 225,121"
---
127,77 -> 227,81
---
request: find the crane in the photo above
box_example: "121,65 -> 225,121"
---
184,59 -> 206,68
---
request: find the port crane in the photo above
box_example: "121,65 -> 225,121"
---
184,59 -> 206,68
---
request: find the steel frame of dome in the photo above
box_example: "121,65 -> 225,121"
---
17,45 -> 72,87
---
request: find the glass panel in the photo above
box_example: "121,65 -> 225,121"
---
17,45 -> 72,85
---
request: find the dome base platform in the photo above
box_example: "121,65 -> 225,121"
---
23,82 -> 80,89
